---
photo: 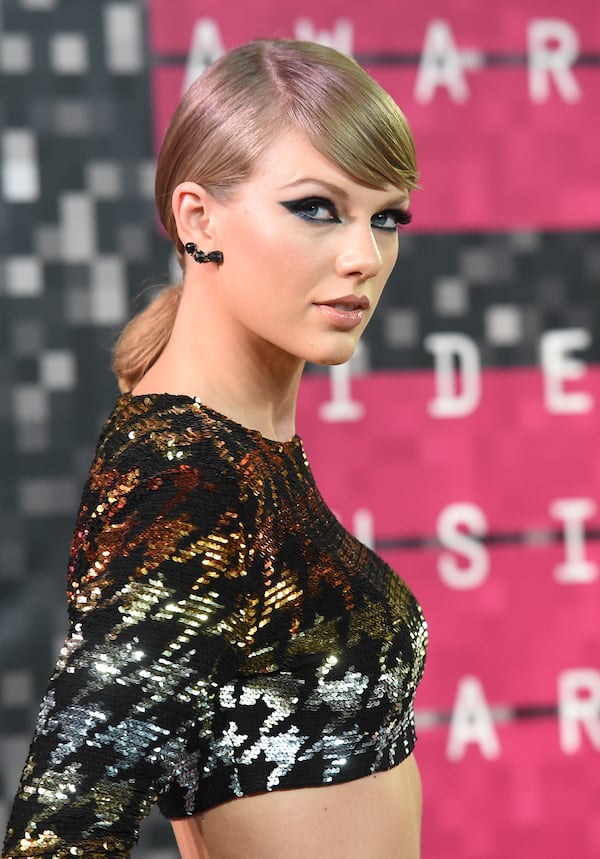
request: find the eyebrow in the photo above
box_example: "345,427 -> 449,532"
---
278,177 -> 409,209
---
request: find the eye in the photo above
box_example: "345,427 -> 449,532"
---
371,209 -> 413,231
280,197 -> 341,224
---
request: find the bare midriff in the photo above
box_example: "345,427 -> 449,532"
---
171,754 -> 422,859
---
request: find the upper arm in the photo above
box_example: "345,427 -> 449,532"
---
3,462 -> 254,858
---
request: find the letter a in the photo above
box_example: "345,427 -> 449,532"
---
415,20 -> 482,103
447,676 -> 501,760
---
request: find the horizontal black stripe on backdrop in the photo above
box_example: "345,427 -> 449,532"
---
153,52 -> 600,68
375,529 -> 600,552
416,702 -> 560,729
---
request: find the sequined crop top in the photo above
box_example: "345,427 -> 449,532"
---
3,393 -> 427,858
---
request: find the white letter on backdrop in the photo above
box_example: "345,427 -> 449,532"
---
353,508 -> 375,550
540,329 -> 592,414
437,503 -> 489,589
184,18 -> 225,90
447,676 -> 501,761
415,19 -> 483,103
528,19 -> 582,103
550,498 -> 598,583
558,669 -> 600,753
330,509 -> 374,549
319,343 -> 365,422
294,18 -> 354,55
425,333 -> 481,417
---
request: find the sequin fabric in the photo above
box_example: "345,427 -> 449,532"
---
3,393 -> 428,858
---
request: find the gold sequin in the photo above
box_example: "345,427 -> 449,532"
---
3,393 -> 427,858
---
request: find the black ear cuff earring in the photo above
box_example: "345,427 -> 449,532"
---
184,242 -> 224,265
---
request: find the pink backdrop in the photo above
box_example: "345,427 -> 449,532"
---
150,0 -> 600,232
296,367 -> 600,857
149,2 -> 600,856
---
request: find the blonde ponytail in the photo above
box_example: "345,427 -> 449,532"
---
112,284 -> 183,393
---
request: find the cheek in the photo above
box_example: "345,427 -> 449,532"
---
380,245 -> 398,279
380,245 -> 399,285
227,215 -> 316,275
371,253 -> 398,308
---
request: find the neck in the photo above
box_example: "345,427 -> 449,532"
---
135,283 -> 305,443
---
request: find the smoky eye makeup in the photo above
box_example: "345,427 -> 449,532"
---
279,195 -> 413,231
371,208 -> 413,231
279,196 -> 341,223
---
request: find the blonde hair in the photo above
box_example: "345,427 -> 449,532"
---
113,38 -> 419,392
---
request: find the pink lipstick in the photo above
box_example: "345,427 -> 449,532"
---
314,295 -> 370,330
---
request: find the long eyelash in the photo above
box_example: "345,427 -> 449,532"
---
388,208 -> 413,227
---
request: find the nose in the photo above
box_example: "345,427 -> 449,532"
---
335,224 -> 383,281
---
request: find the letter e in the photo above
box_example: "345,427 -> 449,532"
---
540,329 -> 593,414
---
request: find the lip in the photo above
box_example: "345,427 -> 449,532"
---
313,295 -> 370,330
317,294 -> 370,311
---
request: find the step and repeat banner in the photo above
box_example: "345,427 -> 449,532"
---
150,2 -> 600,856
1,1 -> 599,857
151,0 -> 600,232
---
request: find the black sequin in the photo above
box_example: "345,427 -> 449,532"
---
3,393 -> 427,858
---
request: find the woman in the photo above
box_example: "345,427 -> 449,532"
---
3,39 -> 427,859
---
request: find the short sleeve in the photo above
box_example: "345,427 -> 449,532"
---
2,461 -> 254,858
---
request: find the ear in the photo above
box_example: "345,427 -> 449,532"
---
171,181 -> 217,247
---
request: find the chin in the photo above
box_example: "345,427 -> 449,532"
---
310,345 -> 359,367
299,329 -> 364,367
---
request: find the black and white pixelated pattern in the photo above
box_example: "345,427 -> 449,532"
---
371,230 -> 600,372
0,0 -> 598,854
0,0 -> 175,853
